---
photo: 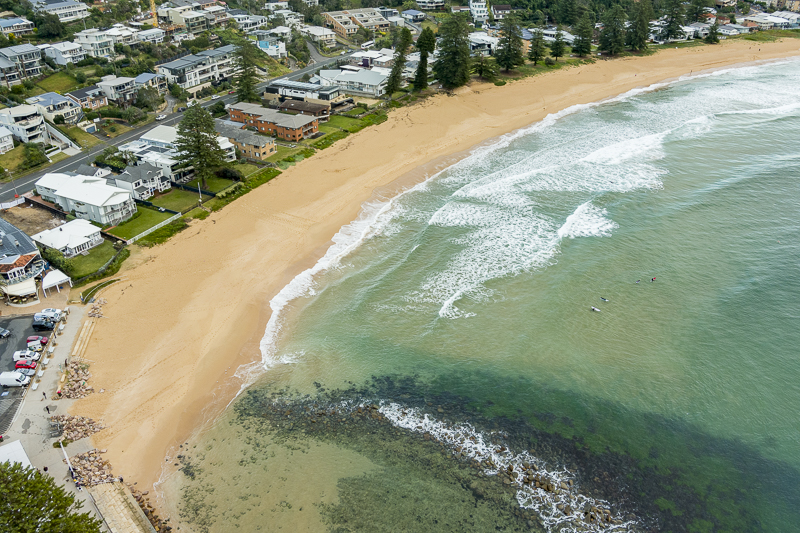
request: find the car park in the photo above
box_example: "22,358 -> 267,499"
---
27,335 -> 48,346
32,319 -> 56,332
156,114 -> 167,121
15,359 -> 37,370
13,350 -> 40,362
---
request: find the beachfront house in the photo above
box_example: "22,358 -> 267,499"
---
0,218 -> 46,305
314,68 -> 388,97
35,172 -> 136,225
215,119 -> 277,161
227,102 -> 319,141
32,219 -> 104,258
110,163 -> 171,200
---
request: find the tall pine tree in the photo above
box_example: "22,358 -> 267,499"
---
549,25 -> 567,61
234,38 -> 261,103
433,14 -> 471,90
599,5 -> 627,55
175,104 -> 226,189
626,1 -> 650,51
663,0 -> 686,41
414,27 -> 436,91
572,14 -> 594,57
704,21 -> 720,43
495,14 -> 524,72
385,27 -> 413,96
528,25 -> 547,65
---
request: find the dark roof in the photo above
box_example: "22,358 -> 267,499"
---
214,119 -> 275,148
75,164 -> 102,177
277,100 -> 329,113
492,4 -> 512,9
0,218 -> 38,258
117,163 -> 162,183
67,85 -> 104,100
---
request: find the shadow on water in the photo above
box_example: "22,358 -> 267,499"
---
178,370 -> 800,533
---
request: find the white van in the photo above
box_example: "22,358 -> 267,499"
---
0,371 -> 30,387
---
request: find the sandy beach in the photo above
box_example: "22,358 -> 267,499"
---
71,38 -> 800,498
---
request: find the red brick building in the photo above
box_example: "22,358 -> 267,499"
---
227,103 -> 318,142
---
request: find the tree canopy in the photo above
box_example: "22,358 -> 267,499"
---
599,5 -> 627,55
572,14 -> 594,57
385,27 -> 413,96
413,27 -> 436,91
175,105 -> 226,189
234,38 -> 261,103
528,26 -> 547,65
495,14 -> 525,72
549,25 -> 567,61
626,0 -> 651,52
663,0 -> 686,41
705,21 -> 720,43
0,461 -> 103,533
433,14 -> 471,90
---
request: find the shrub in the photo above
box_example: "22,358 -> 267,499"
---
53,115 -> 66,124
75,71 -> 87,84
108,126 -> 117,132
216,166 -> 243,181
544,56 -> 556,66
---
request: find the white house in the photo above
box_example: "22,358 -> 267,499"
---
0,17 -> 35,36
32,219 -> 104,258
139,28 -> 166,44
469,0 -> 488,24
26,92 -> 83,125
97,75 -> 138,108
104,24 -> 140,46
316,68 -> 388,97
74,28 -> 114,58
416,0 -> 445,9
40,41 -> 86,65
35,173 -> 136,225
32,0 -> 89,22
300,26 -> 337,48
0,105 -> 48,143
109,163 -> 171,200
0,126 -> 13,154
468,32 -> 499,55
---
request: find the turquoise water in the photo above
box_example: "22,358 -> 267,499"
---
166,59 -> 800,532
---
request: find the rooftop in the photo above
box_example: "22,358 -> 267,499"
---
229,102 -> 319,128
0,218 -> 39,258
67,84 -> 104,100
215,119 -> 275,147
31,219 -> 100,252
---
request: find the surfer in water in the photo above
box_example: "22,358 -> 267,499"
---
636,280 -> 641,284
591,306 -> 601,312
600,297 -> 609,302
651,277 -> 656,282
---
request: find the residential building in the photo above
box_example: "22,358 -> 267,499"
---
134,72 -> 168,94
0,218 -> 46,301
36,173 -> 136,225
469,0 -> 488,24
0,44 -> 43,86
263,79 -> 341,102
158,4 -> 215,33
491,4 -> 511,19
377,7 -> 399,18
773,10 -> 800,23
156,44 -> 237,93
350,48 -> 395,67
715,0 -> 736,6
264,1 -> 289,9
32,0 -> 89,22
0,126 -> 13,154
266,25 -> 292,40
215,119 -> 277,161
232,13 -> 269,31
182,10 -> 214,34
74,28 -> 114,58
119,125 -> 235,182
66,85 -> 108,110
97,75 -> 137,108
0,105 -> 47,143
75,164 -> 112,179
32,219 -> 104,258
388,16 -> 406,26
324,9 -> 390,39
104,24 -> 140,46
40,41 -> 85,65
300,26 -> 337,47
277,100 -> 330,122
717,24 -> 740,35
227,102 -> 319,141
451,6 -> 471,14
416,0 -> 445,9
316,68 -> 388,97
300,0 -> 318,6
203,5 -> 229,24
541,27 -> 576,45
110,163 -> 170,200
402,9 -> 425,22
0,17 -> 35,37
26,92 -> 83,125
139,28 -> 166,44
272,9 -> 303,27
255,36 -> 287,58
786,0 -> 800,12
468,32 -> 499,55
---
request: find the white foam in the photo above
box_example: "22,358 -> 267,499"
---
375,401 -> 638,532
558,202 -> 618,240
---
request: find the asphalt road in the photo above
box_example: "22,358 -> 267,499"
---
0,315 -> 41,436
0,52 -> 355,203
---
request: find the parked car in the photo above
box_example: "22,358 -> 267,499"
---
15,359 -> 37,370
178,107 -> 187,112
156,114 -> 167,121
0,327 -> 10,339
27,335 -> 48,346
32,319 -> 56,332
16,367 -> 35,378
0,371 -> 30,387
35,309 -> 62,322
13,350 -> 40,362
211,94 -> 220,100
228,90 -> 235,94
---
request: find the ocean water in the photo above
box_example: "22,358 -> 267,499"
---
160,59 -> 800,532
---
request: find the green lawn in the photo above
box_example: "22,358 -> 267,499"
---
68,240 -> 116,279
65,127 -> 101,148
149,188 -> 213,212
37,72 -> 81,94
107,208 -> 174,240
0,145 -> 25,174
266,145 -> 305,163
326,115 -> 366,132
100,123 -> 133,138
186,176 -> 237,193
237,163 -> 261,177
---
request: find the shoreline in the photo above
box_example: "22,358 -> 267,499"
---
70,39 -> 800,502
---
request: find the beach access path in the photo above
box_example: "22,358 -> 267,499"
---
69,39 -> 800,508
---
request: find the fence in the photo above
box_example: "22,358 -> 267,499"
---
126,212 -> 182,245
0,197 -> 25,210
134,199 -> 180,214
73,246 -> 128,286
172,182 -> 216,196
45,123 -> 80,150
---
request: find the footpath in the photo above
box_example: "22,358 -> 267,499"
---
0,304 -> 155,532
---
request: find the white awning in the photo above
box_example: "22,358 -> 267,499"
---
3,278 -> 37,297
0,440 -> 32,469
42,269 -> 71,291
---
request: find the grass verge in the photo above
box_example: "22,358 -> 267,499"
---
80,278 -> 119,302
107,208 -> 174,240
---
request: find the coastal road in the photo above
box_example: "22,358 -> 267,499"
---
0,52 -> 355,203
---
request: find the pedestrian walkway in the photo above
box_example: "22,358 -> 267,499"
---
89,482 -> 157,533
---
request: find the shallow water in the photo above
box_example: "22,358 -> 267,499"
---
161,59 -> 800,532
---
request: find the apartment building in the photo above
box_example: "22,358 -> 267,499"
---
215,119 -> 277,161
36,173 -> 135,226
97,75 -> 138,108
40,41 -> 86,65
300,26 -> 337,47
0,44 -> 43,86
139,28 -> 166,44
416,0 -> 445,9
32,0 -> 89,22
156,44 -> 237,93
0,17 -> 35,36
104,24 -> 140,46
26,92 -> 83,125
227,102 -> 319,141
324,9 -> 390,38
66,85 -> 108,110
0,105 -> 47,143
74,28 -> 114,58
469,0 -> 488,24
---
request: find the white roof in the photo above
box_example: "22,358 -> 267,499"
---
141,124 -> 178,145
302,25 -> 334,36
51,41 -> 82,52
0,440 -> 32,469
42,269 -> 71,290
35,173 -> 132,208
32,219 -> 100,251
0,126 -> 12,138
